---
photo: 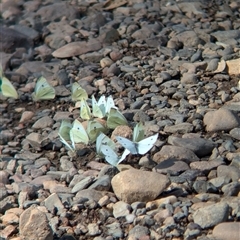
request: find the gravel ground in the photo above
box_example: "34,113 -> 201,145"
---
1,0 -> 240,240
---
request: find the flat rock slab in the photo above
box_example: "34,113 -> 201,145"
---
52,39 -> 102,58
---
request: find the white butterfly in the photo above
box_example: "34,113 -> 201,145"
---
70,119 -> 89,145
96,132 -> 115,157
101,145 -> 130,167
116,133 -> 159,155
80,99 -> 91,120
71,82 -> 88,102
91,95 -> 118,119
32,76 -> 55,101
92,95 -> 105,118
105,95 -> 116,114
0,65 -> 18,99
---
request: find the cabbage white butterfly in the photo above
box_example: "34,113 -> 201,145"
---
80,99 -> 91,120
58,120 -> 75,152
70,119 -> 89,144
96,132 -> 115,157
92,96 -> 105,118
0,66 -> 18,99
87,120 -> 108,143
32,76 -> 55,101
101,145 -> 130,167
105,95 -> 116,113
116,133 -> 158,155
71,82 -> 88,102
107,108 -> 128,129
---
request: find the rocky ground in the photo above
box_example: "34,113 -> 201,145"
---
1,0 -> 240,239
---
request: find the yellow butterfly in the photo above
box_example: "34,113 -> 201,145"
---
0,66 -> 18,99
107,108 -> 128,129
32,76 -> 55,101
71,82 -> 88,102
80,99 -> 91,120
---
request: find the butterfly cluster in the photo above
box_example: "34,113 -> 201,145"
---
58,91 -> 129,152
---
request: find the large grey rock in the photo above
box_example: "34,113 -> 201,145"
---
192,202 -> 229,229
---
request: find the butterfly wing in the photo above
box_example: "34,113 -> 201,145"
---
98,95 -> 107,116
71,82 -> 88,101
96,133 -> 115,157
137,133 -> 159,154
101,145 -> 120,167
32,76 -> 55,101
92,96 -> 104,118
118,148 -> 130,164
80,99 -> 91,120
59,120 -> 72,141
70,119 -> 89,144
87,120 -> 108,143
0,76 -> 18,99
106,95 -> 116,114
133,122 -> 145,142
116,136 -> 138,154
59,134 -> 75,152
107,108 -> 128,129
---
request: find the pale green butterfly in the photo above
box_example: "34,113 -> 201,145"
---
70,119 -> 89,145
80,99 -> 91,120
101,145 -> 130,167
32,76 -> 55,101
58,120 -> 72,141
133,122 -> 145,142
0,66 -> 18,99
58,120 -> 75,152
106,108 -> 128,129
96,132 -> 115,157
71,82 -> 88,102
87,120 -> 108,143
92,96 -> 104,118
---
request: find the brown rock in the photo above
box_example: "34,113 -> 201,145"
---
111,169 -> 170,204
204,108 -> 240,132
52,39 -> 102,58
19,206 -> 53,240
212,222 -> 240,240
153,145 -> 199,164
